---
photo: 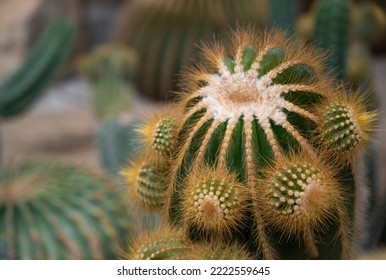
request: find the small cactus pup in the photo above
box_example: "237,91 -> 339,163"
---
125,227 -> 188,260
125,226 -> 253,260
78,44 -> 137,118
156,27 -> 378,259
122,157 -> 169,211
0,160 -> 130,259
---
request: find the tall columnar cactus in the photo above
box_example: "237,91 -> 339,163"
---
115,0 -> 267,101
0,19 -> 76,117
313,0 -> 350,81
0,160 -> 129,259
78,45 -> 137,118
124,27 -> 378,259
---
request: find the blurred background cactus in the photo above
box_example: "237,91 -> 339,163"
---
77,44 -> 137,118
0,160 -> 129,259
114,0 -> 268,101
0,19 -> 75,118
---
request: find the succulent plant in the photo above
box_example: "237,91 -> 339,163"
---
123,27 -> 378,259
0,19 -> 75,117
78,44 -> 137,118
115,0 -> 267,101
313,0 -> 350,81
125,226 -> 253,260
0,160 -> 130,259
96,118 -> 140,176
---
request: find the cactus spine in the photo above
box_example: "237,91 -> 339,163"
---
0,19 -> 75,117
115,0 -> 266,101
124,27 -> 378,259
0,160 -> 129,259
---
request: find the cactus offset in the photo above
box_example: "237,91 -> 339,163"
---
0,160 -> 129,259
122,158 -> 168,211
124,27 -> 378,259
126,227 -> 188,260
78,44 -> 137,118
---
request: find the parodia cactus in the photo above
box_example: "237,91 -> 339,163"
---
123,27 -> 378,260
0,160 -> 129,259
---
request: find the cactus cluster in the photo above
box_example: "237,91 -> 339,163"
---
0,160 -> 129,259
115,0 -> 267,101
123,27 -> 378,260
78,44 -> 137,118
0,19 -> 75,117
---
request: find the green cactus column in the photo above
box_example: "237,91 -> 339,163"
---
125,27 -> 378,260
0,19 -> 76,117
115,0 -> 265,101
314,0 -> 350,81
0,160 -> 130,259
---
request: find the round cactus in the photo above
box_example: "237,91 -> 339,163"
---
126,27 -> 378,259
181,167 -> 249,237
122,158 -> 168,211
0,160 -> 129,260
115,0 -> 266,101
126,227 -> 188,260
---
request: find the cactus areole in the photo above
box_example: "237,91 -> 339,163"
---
127,27 -> 377,260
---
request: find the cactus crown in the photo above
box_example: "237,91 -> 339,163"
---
125,27 -> 378,260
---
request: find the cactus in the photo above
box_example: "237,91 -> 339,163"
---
96,118 -> 140,176
0,19 -> 76,117
313,0 -> 350,81
0,160 -> 130,259
123,27 -> 378,259
115,0 -> 266,101
125,226 -> 253,260
122,158 -> 168,211
125,227 -> 188,260
78,44 -> 137,118
269,0 -> 296,34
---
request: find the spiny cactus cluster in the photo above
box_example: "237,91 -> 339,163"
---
0,160 -> 129,259
115,0 -> 267,101
78,44 -> 137,118
126,227 -> 253,260
123,27 -> 378,259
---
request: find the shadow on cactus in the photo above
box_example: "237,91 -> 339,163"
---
122,27 -> 378,259
0,160 -> 130,259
